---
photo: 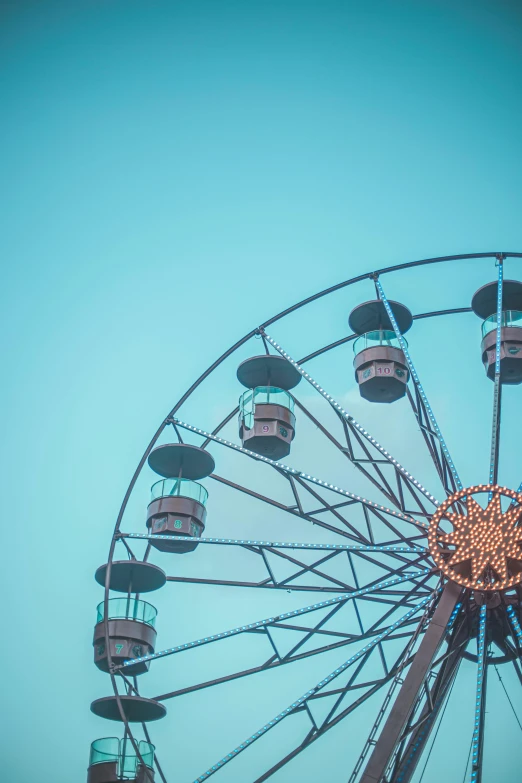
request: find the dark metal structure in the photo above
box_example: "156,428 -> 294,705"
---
88,251 -> 522,783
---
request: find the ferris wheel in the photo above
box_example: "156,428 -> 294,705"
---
87,251 -> 522,783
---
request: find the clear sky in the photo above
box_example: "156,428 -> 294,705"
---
2,1 -> 522,781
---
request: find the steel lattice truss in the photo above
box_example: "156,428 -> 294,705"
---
96,251 -> 522,783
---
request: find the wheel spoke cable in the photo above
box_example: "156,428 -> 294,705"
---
493,665 -> 522,732
462,738 -> 473,783
418,669 -> 458,782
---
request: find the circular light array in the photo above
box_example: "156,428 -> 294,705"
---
428,484 -> 522,591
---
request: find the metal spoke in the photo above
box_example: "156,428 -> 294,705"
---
209,470 -> 428,560
506,604 -> 522,647
312,648 -> 376,736
117,569 -> 431,670
374,277 -> 463,492
470,605 -> 487,783
192,592 -> 435,782
406,385 -> 457,499
120,532 -> 427,554
210,473 -> 430,565
488,257 -> 504,493
347,550 -> 388,683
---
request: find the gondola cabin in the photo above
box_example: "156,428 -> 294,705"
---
93,560 -> 165,676
349,299 -> 412,403
471,280 -> 522,383
237,355 -> 301,460
93,598 -> 157,676
145,443 -> 214,552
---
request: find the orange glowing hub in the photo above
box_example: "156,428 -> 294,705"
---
428,484 -> 522,590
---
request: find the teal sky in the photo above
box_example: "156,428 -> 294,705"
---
2,1 -> 522,781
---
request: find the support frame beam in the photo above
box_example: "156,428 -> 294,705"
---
359,581 -> 462,783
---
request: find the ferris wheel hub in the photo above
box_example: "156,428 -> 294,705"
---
428,484 -> 522,591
